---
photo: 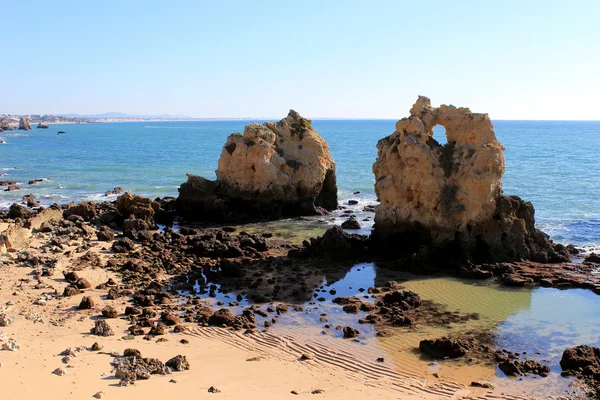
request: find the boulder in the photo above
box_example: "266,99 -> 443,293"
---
0,117 -> 11,131
18,117 -> 31,130
37,123 -> 49,129
27,207 -> 63,230
64,202 -> 96,221
177,110 -> 337,222
116,192 -> 159,222
560,345 -> 600,372
371,96 -> 568,264
8,203 -> 32,219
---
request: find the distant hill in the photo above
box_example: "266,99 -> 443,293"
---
57,112 -> 193,119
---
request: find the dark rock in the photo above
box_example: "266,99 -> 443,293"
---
8,203 -> 32,219
341,218 -> 361,230
342,326 -> 360,338
208,309 -> 236,327
116,192 -> 159,222
419,337 -> 469,359
63,285 -> 82,297
112,238 -> 135,253
64,202 -> 97,221
560,345 -> 600,372
96,226 -> 115,242
102,306 -> 119,318
123,348 -> 142,357
78,296 -> 95,309
149,322 -> 167,335
584,253 -> 600,264
37,123 -> 49,129
90,320 -> 114,336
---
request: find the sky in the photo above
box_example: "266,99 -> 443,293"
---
1,1 -> 599,120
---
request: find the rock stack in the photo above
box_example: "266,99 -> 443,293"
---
371,96 -> 568,264
177,110 -> 338,222
18,117 -> 31,130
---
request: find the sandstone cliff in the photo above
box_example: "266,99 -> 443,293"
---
18,117 -> 31,130
177,110 -> 337,222
372,96 -> 567,264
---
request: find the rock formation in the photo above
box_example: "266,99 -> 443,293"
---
37,122 -> 49,129
0,117 -> 11,131
177,110 -> 337,222
372,96 -> 568,264
18,117 -> 31,130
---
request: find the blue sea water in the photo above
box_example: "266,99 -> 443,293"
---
1,119 -> 599,248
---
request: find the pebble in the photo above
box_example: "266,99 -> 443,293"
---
52,367 -> 67,376
93,391 -> 105,399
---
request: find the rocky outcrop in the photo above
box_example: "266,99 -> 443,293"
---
18,117 -> 31,130
177,111 -> 337,222
0,117 -> 11,131
371,96 -> 568,264
37,123 -> 49,129
116,192 -> 159,223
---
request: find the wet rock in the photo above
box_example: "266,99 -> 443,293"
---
208,309 -> 236,327
341,218 -> 361,230
290,226 -> 370,260
342,326 -> 360,338
105,187 -> 123,196
90,320 -> 114,337
166,355 -> 190,371
560,345 -> 600,373
419,337 -> 469,359
381,290 -> 421,310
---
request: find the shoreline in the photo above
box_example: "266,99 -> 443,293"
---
0,198 -> 598,399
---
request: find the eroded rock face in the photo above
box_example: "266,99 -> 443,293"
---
177,110 -> 337,222
373,96 -> 504,241
372,96 -> 568,264
18,117 -> 31,130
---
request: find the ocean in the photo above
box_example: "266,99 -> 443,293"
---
1,119 -> 599,248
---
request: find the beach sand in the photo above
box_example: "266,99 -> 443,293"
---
0,222 -> 524,400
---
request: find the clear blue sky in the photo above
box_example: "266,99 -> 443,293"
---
2,1 -> 599,119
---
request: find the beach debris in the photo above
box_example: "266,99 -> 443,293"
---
52,367 -> 66,376
0,313 -> 13,327
90,320 -> 114,336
